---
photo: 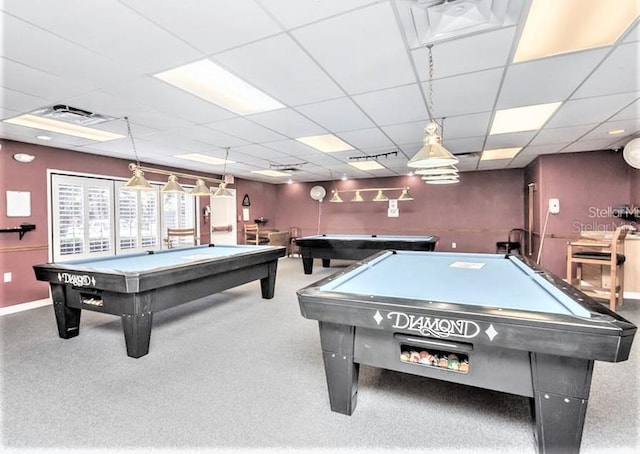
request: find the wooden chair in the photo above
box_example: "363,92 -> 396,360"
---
566,225 -> 631,311
243,224 -> 269,245
496,228 -> 524,255
165,228 -> 198,249
288,227 -> 302,257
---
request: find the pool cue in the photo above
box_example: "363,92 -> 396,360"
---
537,207 -> 551,264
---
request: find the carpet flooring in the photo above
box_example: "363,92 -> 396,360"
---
1,257 -> 638,454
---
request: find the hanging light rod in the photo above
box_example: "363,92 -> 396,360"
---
349,151 -> 398,161
127,163 -> 223,184
330,186 -> 413,202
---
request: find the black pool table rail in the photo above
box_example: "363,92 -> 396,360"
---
33,245 -> 286,358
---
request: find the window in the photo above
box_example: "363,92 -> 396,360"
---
162,192 -> 196,247
51,173 -> 199,262
115,183 -> 160,254
52,175 -> 113,260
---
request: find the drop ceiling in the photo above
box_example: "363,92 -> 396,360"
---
1,0 -> 638,183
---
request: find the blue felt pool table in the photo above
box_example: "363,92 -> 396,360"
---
296,250 -> 636,454
294,233 -> 439,274
33,244 -> 286,358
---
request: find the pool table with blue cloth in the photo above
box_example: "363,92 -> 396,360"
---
294,233 -> 438,274
33,244 -> 286,358
296,250 -> 636,454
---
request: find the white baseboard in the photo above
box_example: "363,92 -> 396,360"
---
0,298 -> 51,317
624,291 -> 640,300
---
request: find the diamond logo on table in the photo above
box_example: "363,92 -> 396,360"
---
57,272 -> 95,287
485,324 -> 498,341
382,310 -> 481,339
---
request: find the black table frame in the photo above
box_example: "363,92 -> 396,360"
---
34,245 -> 286,358
297,251 -> 636,454
295,234 -> 439,274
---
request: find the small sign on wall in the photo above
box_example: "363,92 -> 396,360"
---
6,191 -> 31,217
387,199 -> 399,217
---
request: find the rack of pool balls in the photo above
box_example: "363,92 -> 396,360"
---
400,347 -> 469,374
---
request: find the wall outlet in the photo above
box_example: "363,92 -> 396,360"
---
3,272 -> 12,283
452,242 -> 457,249
549,198 -> 560,214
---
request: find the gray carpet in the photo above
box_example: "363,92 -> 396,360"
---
1,257 -> 638,454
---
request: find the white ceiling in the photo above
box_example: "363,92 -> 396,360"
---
1,0 -> 639,183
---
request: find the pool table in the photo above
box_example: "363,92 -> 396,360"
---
294,233 -> 439,274
296,250 -> 636,454
33,244 -> 286,358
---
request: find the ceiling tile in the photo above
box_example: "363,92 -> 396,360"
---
573,43 -> 640,98
207,117 -> 288,144
484,130 -> 537,149
546,92 -> 638,128
428,68 -> 503,117
104,77 -> 236,124
496,48 -> 609,109
257,0 -> 380,29
530,124 -> 598,145
353,84 -> 428,126
411,27 -> 516,80
247,108 -> 326,138
292,2 -> 415,94
216,34 -> 344,107
124,0 -> 282,54
296,97 -> 375,132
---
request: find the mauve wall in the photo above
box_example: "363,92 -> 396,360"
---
0,139 -> 268,307
1,139 -> 636,307
275,169 -> 526,253
525,150 -> 636,277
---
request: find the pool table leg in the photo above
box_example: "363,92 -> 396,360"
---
121,312 -> 153,358
51,284 -> 81,339
318,321 -> 359,415
259,260 -> 279,299
302,256 -> 314,274
530,353 -> 594,454
321,259 -> 331,268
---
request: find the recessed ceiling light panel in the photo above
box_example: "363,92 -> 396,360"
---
155,59 -> 284,115
490,102 -> 561,135
296,134 -> 354,153
349,161 -> 385,171
514,0 -> 639,62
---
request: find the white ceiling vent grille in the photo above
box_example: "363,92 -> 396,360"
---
31,105 -> 117,126
402,0 -> 522,47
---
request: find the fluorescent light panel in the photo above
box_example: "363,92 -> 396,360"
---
514,0 -> 639,63
251,169 -> 291,177
349,161 -> 385,171
296,134 -> 354,153
176,153 -> 235,166
481,147 -> 522,161
490,102 -> 561,135
154,59 -> 284,115
4,114 -> 124,141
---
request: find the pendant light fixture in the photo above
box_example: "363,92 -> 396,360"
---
213,147 -> 233,197
123,117 -> 153,190
408,45 -> 459,172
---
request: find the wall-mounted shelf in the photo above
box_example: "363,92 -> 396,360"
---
1,224 -> 36,240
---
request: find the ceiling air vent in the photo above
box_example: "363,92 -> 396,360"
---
402,0 -> 522,46
31,105 -> 117,126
